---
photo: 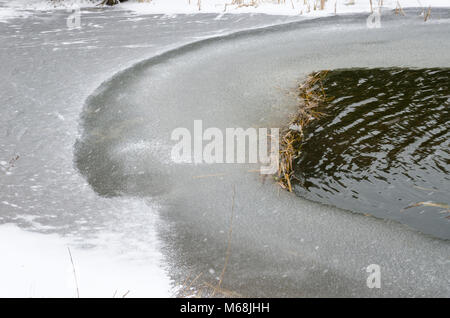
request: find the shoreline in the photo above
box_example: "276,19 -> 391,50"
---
2,0 -> 450,21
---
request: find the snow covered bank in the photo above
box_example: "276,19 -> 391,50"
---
0,224 -> 171,297
118,0 -> 450,16
0,2 -> 31,21
1,0 -> 449,22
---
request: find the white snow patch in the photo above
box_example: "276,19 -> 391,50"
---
0,223 -> 172,297
1,0 -> 449,23
118,0 -> 450,16
0,6 -> 26,22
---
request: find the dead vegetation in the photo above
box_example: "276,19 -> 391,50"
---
224,0 -> 258,12
424,6 -> 431,21
276,70 -> 330,192
67,247 -> 80,298
395,1 -> 405,16
97,0 -> 121,6
54,0 -> 434,21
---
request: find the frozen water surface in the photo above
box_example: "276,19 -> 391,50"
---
1,7 -> 449,297
0,8 -> 301,297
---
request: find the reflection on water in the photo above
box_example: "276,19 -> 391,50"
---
293,68 -> 450,239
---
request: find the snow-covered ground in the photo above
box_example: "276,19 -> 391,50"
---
1,0 -> 449,23
117,0 -> 450,16
0,223 -> 171,297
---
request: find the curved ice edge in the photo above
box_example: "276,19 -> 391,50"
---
80,11 -> 449,240
77,12 -> 450,297
82,12 -> 364,104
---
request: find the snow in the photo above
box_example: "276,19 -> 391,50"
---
117,0 -> 450,16
0,3 -> 30,21
1,0 -> 449,24
0,224 -> 172,297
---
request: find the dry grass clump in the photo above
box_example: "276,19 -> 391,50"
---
276,70 -> 330,192
224,0 -> 258,11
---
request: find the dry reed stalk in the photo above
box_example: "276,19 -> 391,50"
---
424,6 -> 431,21
224,0 -> 258,12
178,272 -> 203,297
67,247 -> 80,298
277,71 -> 330,192
395,1 -> 405,15
320,0 -> 325,10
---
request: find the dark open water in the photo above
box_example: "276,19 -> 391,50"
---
293,68 -> 450,239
